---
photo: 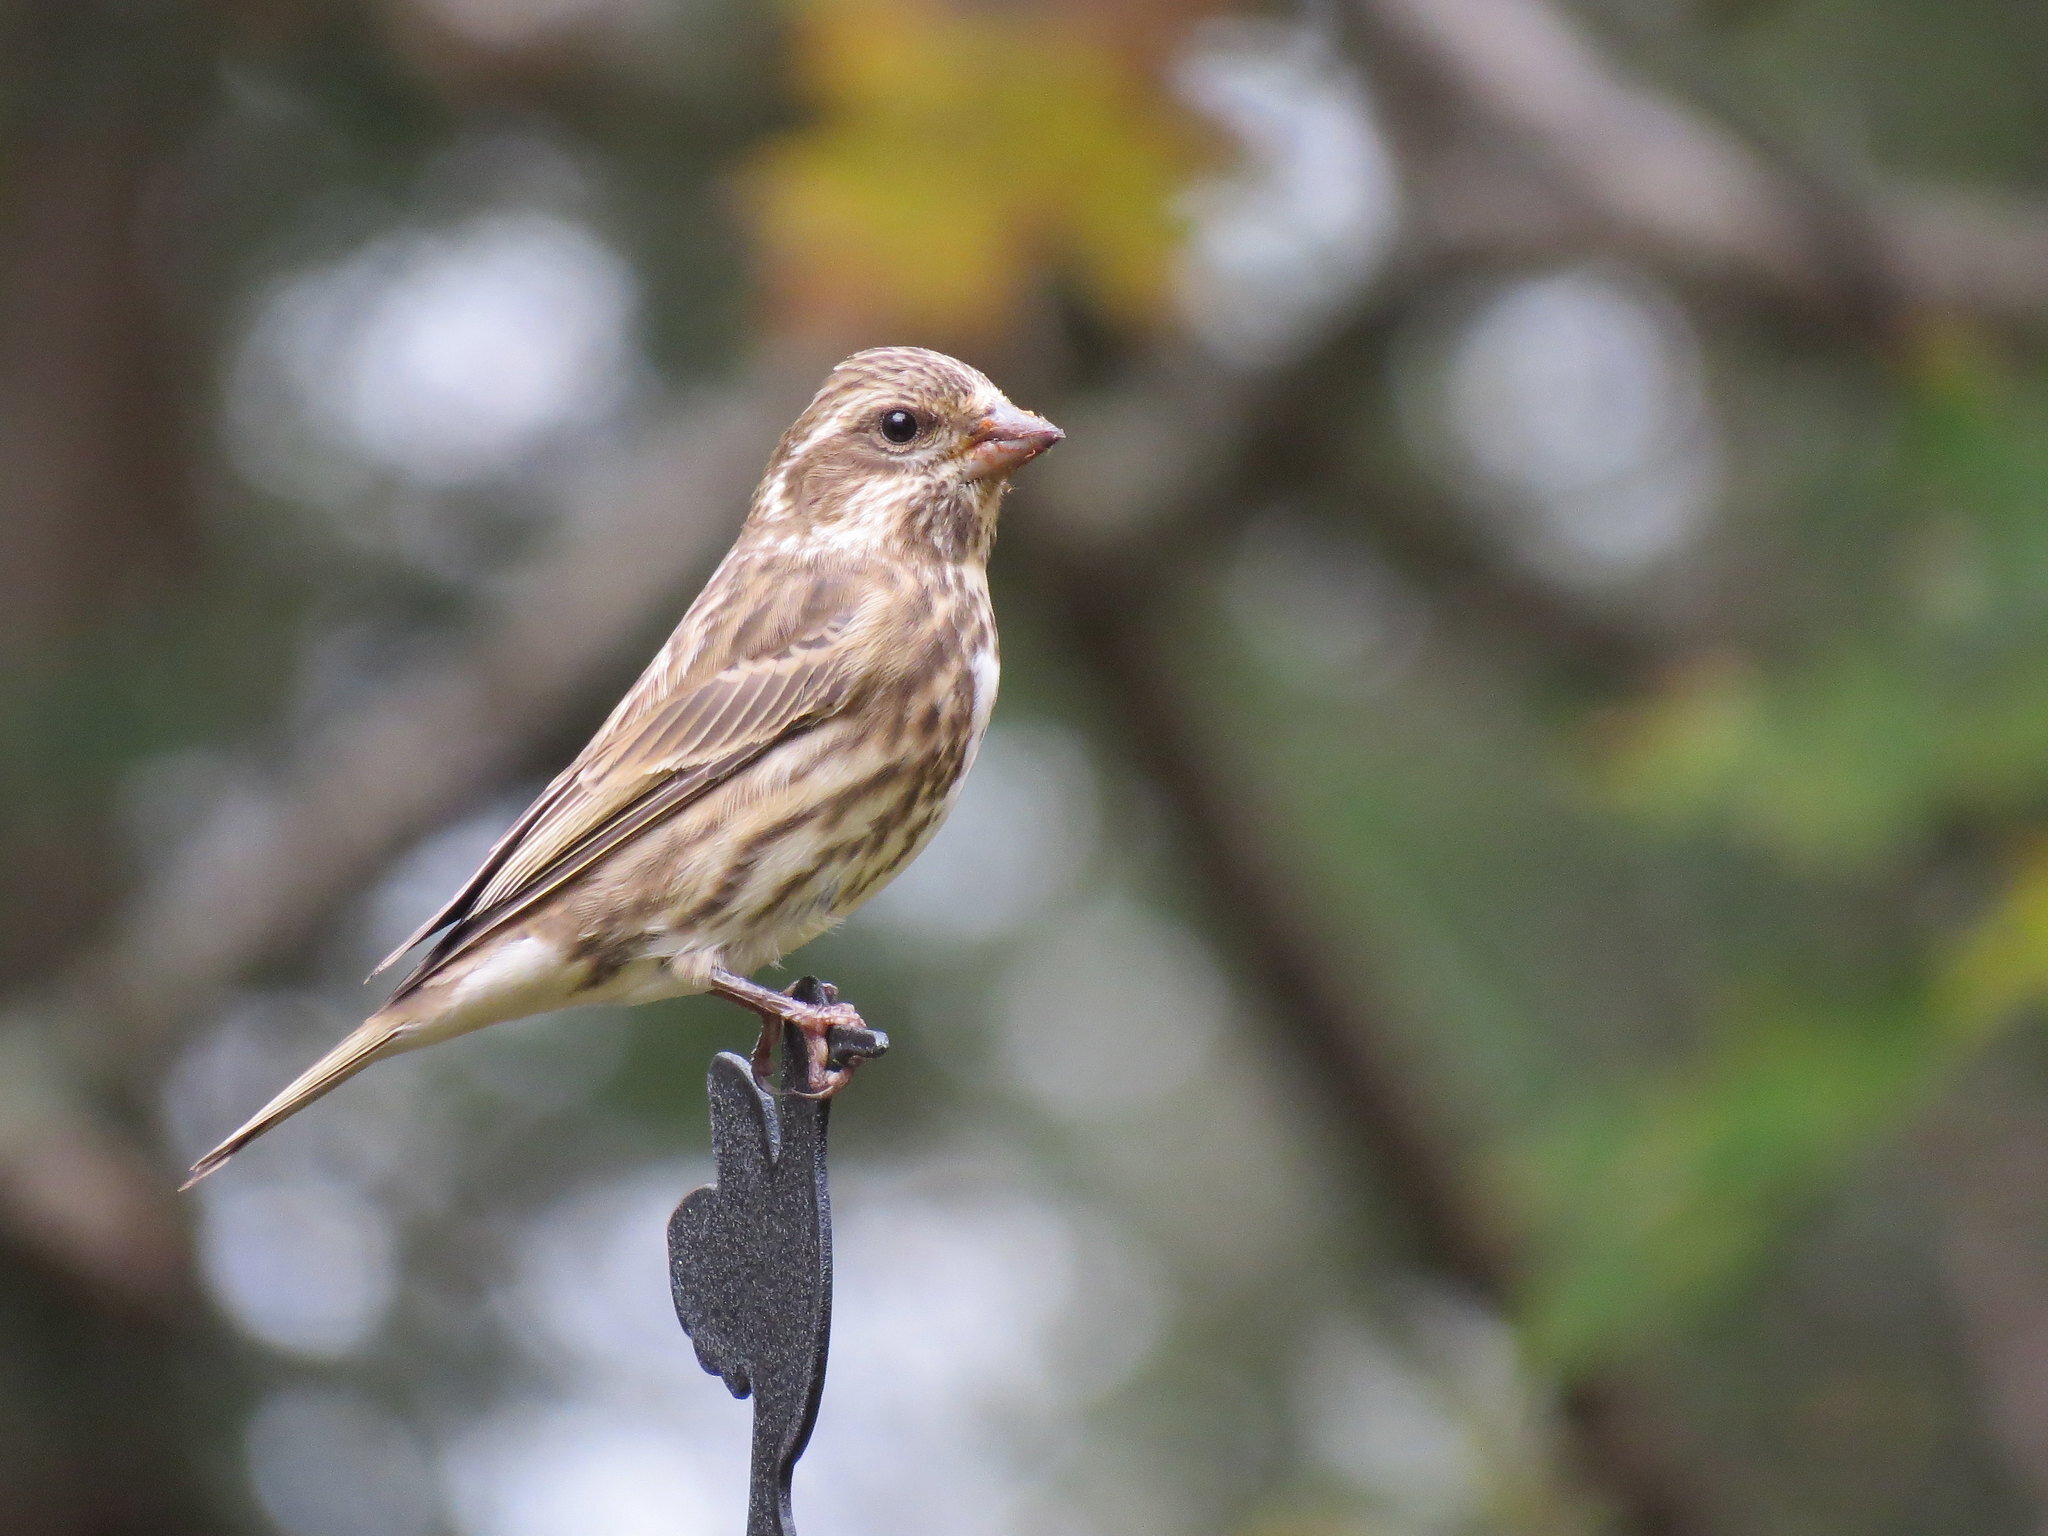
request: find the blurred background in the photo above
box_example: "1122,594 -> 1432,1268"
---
7,0 -> 2048,1532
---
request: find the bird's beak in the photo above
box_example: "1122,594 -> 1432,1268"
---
962,402 -> 1064,481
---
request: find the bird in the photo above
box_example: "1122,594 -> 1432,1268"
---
184,347 -> 1062,1188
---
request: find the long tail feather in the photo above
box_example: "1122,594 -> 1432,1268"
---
181,1012 -> 410,1189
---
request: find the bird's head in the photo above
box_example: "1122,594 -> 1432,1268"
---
748,347 -> 1063,564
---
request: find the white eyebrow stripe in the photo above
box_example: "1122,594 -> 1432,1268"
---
778,402 -> 858,468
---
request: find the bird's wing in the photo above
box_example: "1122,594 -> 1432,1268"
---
377,565 -> 873,999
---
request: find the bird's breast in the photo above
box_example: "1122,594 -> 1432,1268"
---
599,574 -> 998,978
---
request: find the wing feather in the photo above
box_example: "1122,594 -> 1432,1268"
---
377,563 -> 874,999
368,767 -> 581,978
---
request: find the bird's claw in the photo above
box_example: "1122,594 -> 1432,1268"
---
745,977 -> 887,1098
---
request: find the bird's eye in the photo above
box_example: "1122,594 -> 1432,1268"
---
879,408 -> 920,444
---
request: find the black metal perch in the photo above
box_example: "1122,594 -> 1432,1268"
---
667,977 -> 888,1536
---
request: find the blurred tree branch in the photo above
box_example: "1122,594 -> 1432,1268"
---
12,7 -> 2048,1529
0,1 -> 203,666
1019,543 -> 1698,1532
0,0 -> 215,1046
1221,301 -> 1670,681
0,8 -> 263,1531
1012,345 -> 1699,1532
1348,0 -> 2048,332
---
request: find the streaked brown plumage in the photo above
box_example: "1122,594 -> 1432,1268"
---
186,347 -> 1061,1186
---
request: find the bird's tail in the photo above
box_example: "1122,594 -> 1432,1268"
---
181,1009 -> 414,1190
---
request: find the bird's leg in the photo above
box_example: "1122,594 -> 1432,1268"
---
748,1011 -> 778,1084
708,969 -> 884,1096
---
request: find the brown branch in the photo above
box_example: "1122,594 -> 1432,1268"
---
1031,304 -> 1667,689
0,0 -> 217,1318
0,3 -> 204,667
1006,295 -> 1720,1526
1013,519 -> 1699,1532
1025,542 -> 1520,1284
1216,307 -> 1668,683
1348,0 -> 2048,331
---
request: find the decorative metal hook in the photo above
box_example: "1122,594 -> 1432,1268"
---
667,977 -> 888,1536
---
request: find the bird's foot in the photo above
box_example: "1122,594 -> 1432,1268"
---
710,970 -> 888,1097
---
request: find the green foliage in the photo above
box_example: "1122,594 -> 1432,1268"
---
1517,987 -> 1945,1369
1610,338 -> 2048,868
1519,338 -> 2048,1366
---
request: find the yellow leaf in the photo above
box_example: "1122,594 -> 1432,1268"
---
1938,832 -> 2048,1037
1597,656 -> 1760,825
745,0 -> 1209,340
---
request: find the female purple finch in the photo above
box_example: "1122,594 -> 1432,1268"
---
186,347 -> 1061,1186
